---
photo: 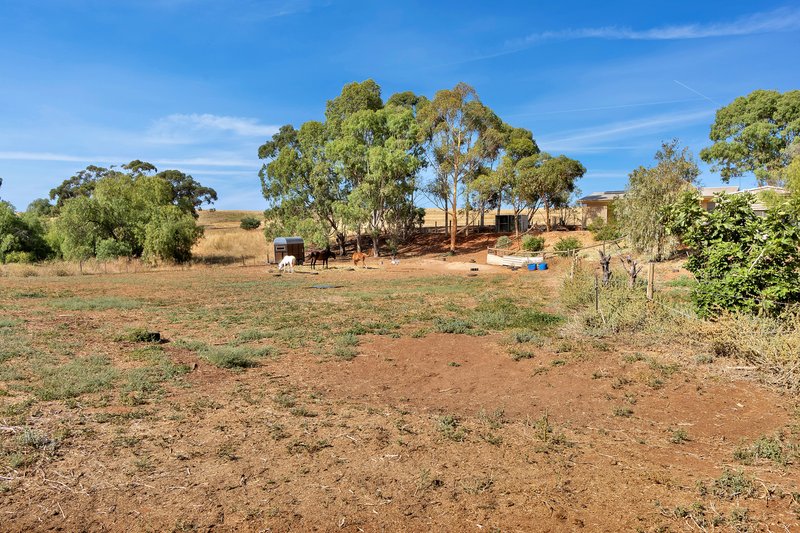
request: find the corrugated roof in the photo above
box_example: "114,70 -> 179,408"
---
578,191 -> 626,203
273,236 -> 304,244
734,185 -> 789,195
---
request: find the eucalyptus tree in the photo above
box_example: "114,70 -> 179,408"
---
327,91 -> 424,255
520,153 -> 585,232
472,127 -> 541,236
417,82 -> 500,252
700,89 -> 800,185
258,123 -> 349,254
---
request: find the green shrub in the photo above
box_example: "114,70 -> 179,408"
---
240,216 -> 262,230
143,206 -> 203,263
3,251 -> 34,264
521,235 -> 545,252
665,191 -> 800,316
96,239 -> 133,260
495,236 -> 512,249
553,237 -> 582,252
587,219 -> 621,241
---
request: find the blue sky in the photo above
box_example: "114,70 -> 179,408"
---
1,0 -> 799,210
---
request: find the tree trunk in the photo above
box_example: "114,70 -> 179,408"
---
450,178 -> 458,252
371,234 -> 380,257
355,229 -> 362,253
444,196 -> 449,236
544,200 -> 551,232
336,233 -> 346,257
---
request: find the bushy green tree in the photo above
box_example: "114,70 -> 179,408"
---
142,206 -> 203,263
522,154 -> 585,232
666,191 -> 800,316
521,235 -> 544,251
616,140 -> 699,260
50,171 -> 202,263
700,90 -> 800,185
0,201 -> 51,263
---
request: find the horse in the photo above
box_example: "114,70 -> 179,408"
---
352,251 -> 368,268
307,247 -> 335,269
277,255 -> 295,273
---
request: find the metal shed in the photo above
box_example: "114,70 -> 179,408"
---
273,237 -> 304,265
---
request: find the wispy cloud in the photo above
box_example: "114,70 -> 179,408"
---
539,109 -> 714,152
0,151 -> 256,168
150,113 -> 280,142
509,7 -> 800,48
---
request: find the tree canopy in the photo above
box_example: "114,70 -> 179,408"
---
47,164 -> 208,262
666,191 -> 800,316
49,161 -> 217,217
616,140 -> 699,260
259,80 -> 425,255
700,90 -> 800,185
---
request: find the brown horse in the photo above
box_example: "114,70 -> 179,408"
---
352,251 -> 367,268
307,247 -> 335,269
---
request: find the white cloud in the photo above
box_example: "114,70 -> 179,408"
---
0,151 -> 256,168
509,7 -> 800,48
150,113 -> 280,142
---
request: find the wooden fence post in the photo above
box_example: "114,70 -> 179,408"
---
646,263 -> 655,301
594,272 -> 599,313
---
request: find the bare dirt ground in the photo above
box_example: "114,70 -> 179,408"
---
1,235 -> 799,532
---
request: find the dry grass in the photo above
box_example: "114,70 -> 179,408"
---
193,210 -> 269,263
705,312 -> 800,391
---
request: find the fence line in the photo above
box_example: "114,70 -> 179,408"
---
488,237 -> 625,261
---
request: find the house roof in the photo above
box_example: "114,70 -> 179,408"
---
578,184 -> 787,205
734,185 -> 789,195
699,186 -> 739,197
578,191 -> 626,203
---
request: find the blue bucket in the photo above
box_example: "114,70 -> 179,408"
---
537,262 -> 548,270
527,263 -> 537,271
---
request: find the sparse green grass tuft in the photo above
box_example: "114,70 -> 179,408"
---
712,469 -> 755,499
733,435 -> 795,466
200,345 -> 275,369
51,296 -> 143,311
437,414 -> 467,442
116,327 -> 161,343
35,355 -> 118,400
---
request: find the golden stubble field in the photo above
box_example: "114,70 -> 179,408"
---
1,241 -> 799,531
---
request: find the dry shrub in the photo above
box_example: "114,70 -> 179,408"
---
560,269 -> 693,337
705,311 -> 800,391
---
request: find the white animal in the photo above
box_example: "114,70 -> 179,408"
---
277,255 -> 295,273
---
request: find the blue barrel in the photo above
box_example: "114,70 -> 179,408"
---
527,263 -> 537,271
537,262 -> 548,270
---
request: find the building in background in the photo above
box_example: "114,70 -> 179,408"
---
578,186 -> 788,226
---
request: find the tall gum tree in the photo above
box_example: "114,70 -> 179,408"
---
418,82 -> 498,252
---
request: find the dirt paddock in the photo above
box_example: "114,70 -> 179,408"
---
1,248 -> 798,532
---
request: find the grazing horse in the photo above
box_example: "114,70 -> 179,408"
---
352,251 -> 368,268
307,247 -> 335,269
277,255 -> 295,273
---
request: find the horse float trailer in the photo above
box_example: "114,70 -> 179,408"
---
273,237 -> 304,265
